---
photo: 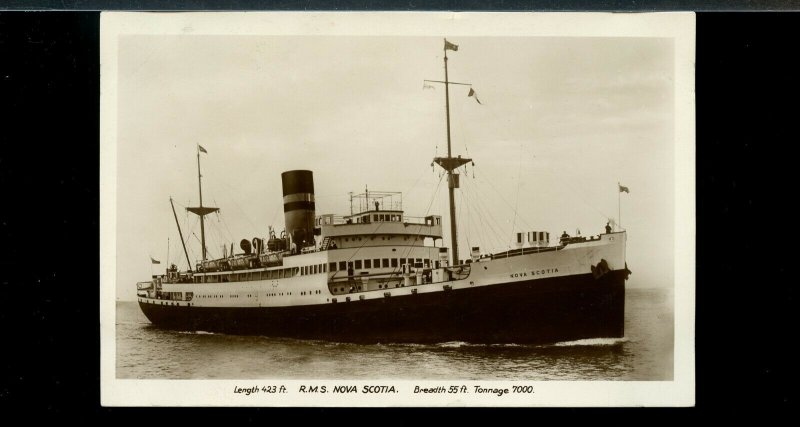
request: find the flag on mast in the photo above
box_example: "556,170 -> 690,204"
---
619,184 -> 630,193
198,144 -> 208,154
468,87 -> 483,105
444,39 -> 459,51
150,256 -> 161,264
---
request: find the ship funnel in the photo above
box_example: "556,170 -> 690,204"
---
281,170 -> 316,249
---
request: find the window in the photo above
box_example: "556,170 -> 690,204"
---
424,259 -> 430,268
391,258 -> 398,268
313,265 -> 318,274
373,259 -> 380,268
380,214 -> 385,221
364,259 -> 372,269
329,262 -> 336,271
339,261 -> 346,271
400,258 -> 406,266
382,258 -> 389,268
348,261 -> 354,270
373,214 -> 379,221
322,264 -> 327,273
355,260 -> 362,269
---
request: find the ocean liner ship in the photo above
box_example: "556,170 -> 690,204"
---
135,40 -> 630,344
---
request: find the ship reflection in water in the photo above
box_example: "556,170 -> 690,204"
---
117,288 -> 673,380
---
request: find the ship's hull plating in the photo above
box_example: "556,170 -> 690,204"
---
139,270 -> 625,344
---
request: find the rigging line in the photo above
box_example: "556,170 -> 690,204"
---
399,173 -> 445,262
473,177 -> 507,250
452,89 -> 472,157
466,177 -> 505,251
205,170 -> 263,233
396,172 -> 444,256
459,177 -> 473,253
205,197 -> 235,245
469,177 -> 511,251
460,178 -> 479,249
345,219 -> 388,263
503,139 -> 613,222
540,160 -> 614,221
509,143 -> 524,247
402,164 -> 431,200
462,177 -> 493,252
269,204 -> 280,231
208,223 -> 225,260
185,215 -> 201,258
471,164 -> 535,231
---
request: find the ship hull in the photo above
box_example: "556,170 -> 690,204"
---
138,270 -> 625,344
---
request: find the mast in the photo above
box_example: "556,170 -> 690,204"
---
443,41 -> 459,265
428,39 -> 472,266
170,196 -> 192,271
186,145 -> 219,265
197,149 -> 206,260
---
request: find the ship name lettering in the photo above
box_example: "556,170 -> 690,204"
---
510,268 -> 558,279
362,385 -> 397,394
299,385 -> 326,393
333,385 -> 358,393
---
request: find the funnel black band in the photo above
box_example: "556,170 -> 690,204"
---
283,201 -> 316,212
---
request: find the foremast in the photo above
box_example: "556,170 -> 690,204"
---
186,145 -> 219,263
428,39 -> 472,266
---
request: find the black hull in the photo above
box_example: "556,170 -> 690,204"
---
139,271 -> 626,344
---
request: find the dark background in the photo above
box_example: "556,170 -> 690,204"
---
0,8 -> 794,418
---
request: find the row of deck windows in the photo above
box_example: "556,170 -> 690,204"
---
196,267 -> 298,283
329,258 -> 431,272
194,258 -> 434,284
351,214 -> 402,224
300,264 -> 327,276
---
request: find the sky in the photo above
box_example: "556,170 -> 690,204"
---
114,34 -> 675,300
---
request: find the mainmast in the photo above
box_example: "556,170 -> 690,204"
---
186,144 -> 219,263
427,39 -> 472,265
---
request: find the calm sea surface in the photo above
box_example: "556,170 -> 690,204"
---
116,287 -> 673,380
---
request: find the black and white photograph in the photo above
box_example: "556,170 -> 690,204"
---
100,12 -> 695,406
